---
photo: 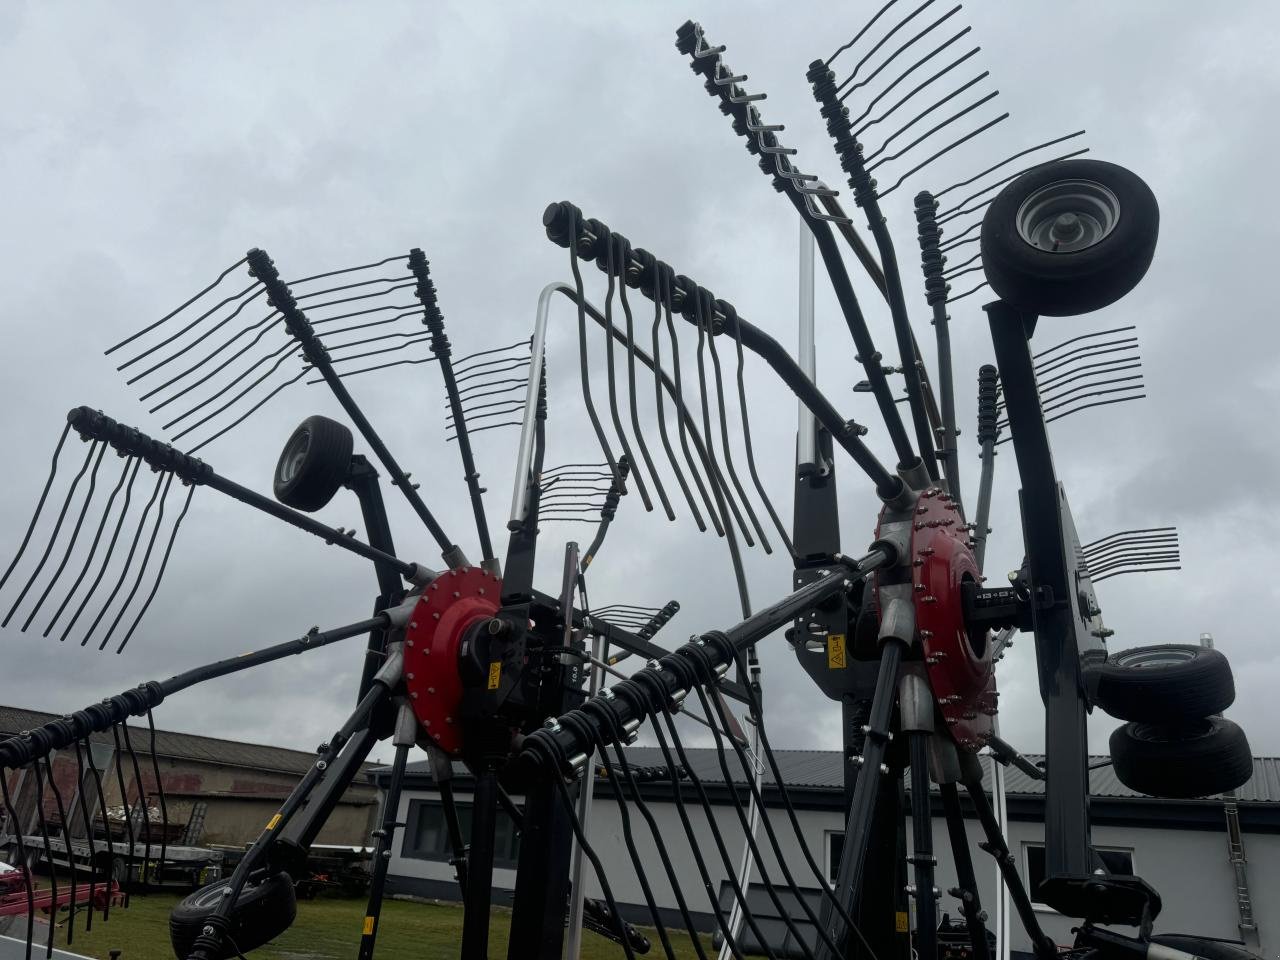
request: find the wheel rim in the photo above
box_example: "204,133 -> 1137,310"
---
1015,179 -> 1121,253
1115,646 -> 1196,669
277,429 -> 311,485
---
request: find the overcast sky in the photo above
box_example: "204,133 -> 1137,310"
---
1,1 -> 1277,773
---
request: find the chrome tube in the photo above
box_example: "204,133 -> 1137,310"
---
797,217 -> 820,475
508,283 -> 555,526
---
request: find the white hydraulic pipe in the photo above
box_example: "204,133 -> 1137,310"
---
718,696 -> 764,960
797,217 -> 820,475
564,629 -> 605,960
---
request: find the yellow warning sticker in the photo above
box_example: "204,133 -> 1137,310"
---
266,813 -> 282,831
363,915 -> 376,935
895,911 -> 909,933
827,634 -> 847,669
487,661 -> 502,690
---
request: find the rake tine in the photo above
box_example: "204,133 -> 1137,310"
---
291,272 -> 411,305
692,290 -> 757,549
1033,338 -> 1138,378
452,355 -> 530,386
452,338 -> 535,371
139,308 -> 279,406
945,280 -> 989,304
447,420 -> 524,441
1031,357 -> 1141,395
455,377 -> 528,403
877,112 -> 1010,198
1083,537 -> 1179,563
118,723 -> 152,890
700,291 -> 770,552
3,438 -> 99,629
286,254 -> 409,286
41,755 -> 76,944
940,249 -> 983,277
652,267 -> 712,533
81,736 -> 113,922
72,741 -> 98,933
99,472 -> 176,652
312,309 -> 420,341
935,147 -> 1091,219
1,770 -> 36,960
80,470 -> 166,649
168,347 -> 301,440
619,256 -> 676,521
305,354 -> 437,384
841,5 -> 966,106
323,328 -> 433,355
938,218 -> 982,252
109,725 -> 136,907
1091,565 -> 1181,584
835,0 -> 941,94
308,299 -> 419,327
115,279 -> 263,374
1032,324 -> 1137,360
124,290 -> 272,388
185,369 -> 310,455
867,89 -> 1000,173
59,459 -> 139,644
0,423 -> 72,595
1080,524 -> 1178,551
162,338 -> 296,429
582,456 -> 632,570
322,337 -> 432,367
934,129 -> 1087,199
44,455 -> 136,637
145,709 -> 168,889
30,759 -> 58,958
851,36 -> 978,132
825,0 -> 902,66
600,238 -> 655,512
1037,373 -> 1144,407
116,482 -> 195,654
105,256 -> 249,357
446,397 -> 526,424
288,279 -> 416,317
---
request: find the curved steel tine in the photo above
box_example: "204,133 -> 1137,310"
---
730,310 -> 795,558
0,772 -> 36,958
451,354 -> 531,383
940,249 -> 983,278
308,299 -> 419,326
934,129 -> 1088,199
1033,338 -> 1138,378
841,5 -> 965,106
700,294 -> 770,553
877,112 -> 1010,198
692,293 -> 756,549
145,709 -> 169,892
72,741 -> 99,933
308,353 -> 436,384
939,263 -> 985,283
1037,377 -> 1144,413
168,347 -> 301,440
81,471 -> 166,649
618,256 -> 674,519
863,71 -> 990,164
944,279 -> 989,303
30,758 -> 59,957
291,272 -> 410,304
60,459 -> 143,643
162,338 -> 295,429
600,241 -> 654,512
851,35 -> 977,132
1092,565 -> 1181,584
1034,360 -> 1142,396
647,285 -> 707,532
936,147 -> 1091,220
118,724 -> 152,889
125,290 -> 271,389
1032,324 -> 1136,360
938,219 -> 982,251
317,309 -> 421,341
116,278 -> 262,375
41,754 -> 77,943
100,472 -> 176,652
116,482 -> 195,654
185,369 -> 309,455
81,737 -> 113,921
996,391 -> 1145,440
1080,524 -> 1177,551
0,423 -> 72,596
446,419 -> 524,441
825,0 -> 902,65
567,221 -> 622,483
324,335 -> 434,367
44,454 -> 136,636
3,439 -> 100,629
867,90 -> 1000,173
105,256 -> 250,357
447,397 -> 526,424
286,254 -> 409,287
324,327 -> 435,355
109,725 -> 136,907
289,280 -> 416,317
455,377 -> 528,403
141,309 -> 279,408
835,0 -> 941,94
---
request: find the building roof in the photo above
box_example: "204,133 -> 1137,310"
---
382,747 -> 1280,805
0,704 -> 377,779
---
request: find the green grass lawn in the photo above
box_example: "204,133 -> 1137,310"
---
30,893 -> 719,959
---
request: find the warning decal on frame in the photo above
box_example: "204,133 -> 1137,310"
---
895,911 -> 909,933
487,661 -> 502,690
827,634 -> 847,669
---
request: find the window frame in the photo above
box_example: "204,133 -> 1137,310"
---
1023,842 -> 1136,911
401,798 -> 522,869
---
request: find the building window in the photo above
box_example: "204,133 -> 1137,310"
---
1024,843 -> 1134,907
826,831 -> 845,885
402,799 -> 521,868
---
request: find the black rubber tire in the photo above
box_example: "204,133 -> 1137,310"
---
1110,717 -> 1253,799
273,415 -> 354,512
169,872 -> 297,959
1151,934 -> 1263,960
1086,644 -> 1235,723
980,158 -> 1159,316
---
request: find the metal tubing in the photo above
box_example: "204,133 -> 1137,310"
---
797,217 -> 820,475
939,783 -> 992,960
908,732 -> 938,960
461,766 -> 501,960
356,707 -> 414,960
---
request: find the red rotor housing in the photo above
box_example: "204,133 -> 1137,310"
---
403,567 -> 501,757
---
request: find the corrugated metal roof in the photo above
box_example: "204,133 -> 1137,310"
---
391,749 -> 1280,804
0,704 -> 376,778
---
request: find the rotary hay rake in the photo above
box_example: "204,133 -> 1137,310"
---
0,6 -> 1259,960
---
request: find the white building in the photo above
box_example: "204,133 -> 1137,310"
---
371,749 -> 1279,958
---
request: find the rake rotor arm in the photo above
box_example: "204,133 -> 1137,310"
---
66,406 -> 424,580
543,205 -> 905,501
245,248 -> 467,568
0,614 -> 382,771
518,550 -> 888,777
